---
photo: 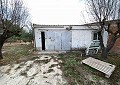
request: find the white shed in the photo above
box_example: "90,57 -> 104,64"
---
33,24 -> 108,51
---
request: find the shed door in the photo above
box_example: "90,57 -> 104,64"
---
54,31 -> 62,51
61,31 -> 71,50
45,31 -> 55,50
45,30 -> 71,51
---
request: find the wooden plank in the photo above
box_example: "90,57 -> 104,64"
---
81,57 -> 115,78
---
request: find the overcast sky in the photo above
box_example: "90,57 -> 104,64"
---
25,0 -> 87,25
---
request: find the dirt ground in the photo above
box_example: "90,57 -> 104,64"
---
0,43 -> 67,85
0,43 -> 120,85
0,55 -> 66,85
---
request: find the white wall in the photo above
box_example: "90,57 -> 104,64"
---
34,28 -> 42,50
72,26 -> 93,49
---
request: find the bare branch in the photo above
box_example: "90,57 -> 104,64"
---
85,0 -> 120,58
0,0 -> 29,37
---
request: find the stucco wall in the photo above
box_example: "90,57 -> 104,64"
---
34,28 -> 42,50
72,30 -> 92,49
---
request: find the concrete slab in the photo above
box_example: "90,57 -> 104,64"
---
81,57 -> 115,78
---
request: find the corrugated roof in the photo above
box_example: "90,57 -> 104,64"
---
32,19 -> 120,29
33,24 -> 85,27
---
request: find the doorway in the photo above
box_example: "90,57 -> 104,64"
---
41,32 -> 45,50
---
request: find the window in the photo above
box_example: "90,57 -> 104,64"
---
93,32 -> 99,40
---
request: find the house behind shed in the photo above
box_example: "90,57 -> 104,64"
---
33,24 -> 108,51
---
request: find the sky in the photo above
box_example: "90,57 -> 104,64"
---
25,0 -> 87,25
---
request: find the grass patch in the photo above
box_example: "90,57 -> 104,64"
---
0,43 -> 34,66
58,51 -> 120,85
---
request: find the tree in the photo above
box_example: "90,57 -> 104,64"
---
86,0 -> 120,59
21,29 -> 33,43
0,0 -> 29,59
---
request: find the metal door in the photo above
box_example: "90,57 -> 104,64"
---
61,31 -> 71,50
45,31 -> 55,50
45,30 -> 71,51
54,31 -> 62,51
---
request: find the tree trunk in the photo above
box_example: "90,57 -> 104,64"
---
101,47 -> 108,59
0,49 -> 3,60
97,30 -> 108,59
0,44 -> 3,60
0,36 -> 6,60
